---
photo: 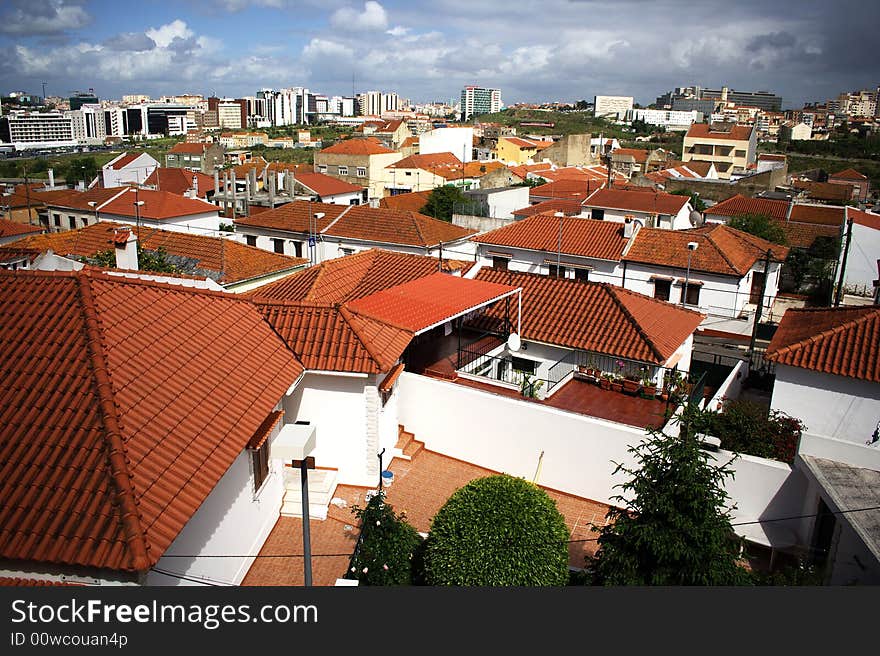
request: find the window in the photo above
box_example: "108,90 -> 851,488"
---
341,247 -> 354,256
356,167 -> 367,177
349,198 -> 359,205
574,268 -> 589,282
293,241 -> 303,258
653,279 -> 671,301
337,166 -> 348,176
735,150 -> 746,158
246,235 -> 257,247
272,238 -> 285,254
318,165 -> 327,173
492,256 -> 509,270
251,442 -> 270,493
53,213 -> 61,227
82,217 -> 88,226
592,208 -> 605,221
547,264 -> 567,279
511,356 -> 536,375
68,216 -> 76,230
681,282 -> 700,306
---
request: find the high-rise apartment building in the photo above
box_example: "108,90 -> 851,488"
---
460,86 -> 502,121
357,90 -> 400,116
594,95 -> 634,120
0,112 -> 76,149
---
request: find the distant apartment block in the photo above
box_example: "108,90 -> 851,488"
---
659,85 -> 782,113
594,95 -> 633,120
460,86 -> 502,121
682,122 -> 756,179
629,108 -> 701,131
0,112 -> 76,149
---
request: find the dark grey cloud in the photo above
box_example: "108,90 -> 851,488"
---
0,0 -> 90,36
103,33 -> 157,52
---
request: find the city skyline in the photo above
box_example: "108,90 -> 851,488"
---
0,0 -> 878,109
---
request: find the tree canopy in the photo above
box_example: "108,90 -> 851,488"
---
587,423 -> 751,586
729,213 -> 788,246
423,474 -> 570,586
421,184 -> 469,223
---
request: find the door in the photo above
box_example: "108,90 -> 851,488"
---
749,271 -> 765,305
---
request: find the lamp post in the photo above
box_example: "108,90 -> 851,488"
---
132,188 -> 144,234
309,210 -> 325,266
682,241 -> 699,306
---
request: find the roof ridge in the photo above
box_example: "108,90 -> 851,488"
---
768,306 -> 880,359
410,211 -> 429,246
75,272 -> 152,571
603,284 -> 665,362
338,305 -> 405,370
702,228 -> 743,275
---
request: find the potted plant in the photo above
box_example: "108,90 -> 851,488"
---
622,373 -> 641,394
599,372 -> 613,390
641,369 -> 658,397
609,373 -> 624,393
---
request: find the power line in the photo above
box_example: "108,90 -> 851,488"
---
148,567 -> 226,586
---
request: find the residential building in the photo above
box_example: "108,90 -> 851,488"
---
829,168 -> 870,203
629,108 -> 701,131
842,209 -> 880,295
419,126 -> 474,162
66,104 -> 107,145
234,200 -> 475,262
354,118 -> 412,149
496,136 -> 554,165
142,167 -> 216,200
0,268 -> 304,585
0,112 -> 76,150
357,91 -> 400,117
292,172 -> 367,206
102,152 -> 159,188
0,184 -> 44,225
460,86 -> 502,121
594,95 -> 634,120
314,137 -> 402,200
165,142 -> 225,174
0,221 -> 307,292
0,218 -> 42,247
645,161 -> 719,184
582,188 -> 695,229
610,148 -> 651,177
700,87 -> 783,112
682,122 -> 757,179
780,122 -> 812,141
385,153 -> 465,194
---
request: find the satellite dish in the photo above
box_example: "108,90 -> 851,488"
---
507,332 -> 521,352
689,209 -> 705,227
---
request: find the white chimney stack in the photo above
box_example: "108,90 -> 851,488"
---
48,168 -> 55,188
192,175 -> 199,198
623,217 -> 635,238
112,228 -> 139,271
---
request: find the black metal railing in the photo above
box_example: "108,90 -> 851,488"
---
458,348 -> 527,388
546,350 -> 666,393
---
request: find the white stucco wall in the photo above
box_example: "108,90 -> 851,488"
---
419,127 -> 474,162
101,154 -> 158,188
772,364 -> 880,445
583,203 -> 692,230
475,244 -> 620,284
706,358 -> 748,411
843,222 -> 880,295
102,211 -> 221,236
147,418 -> 286,586
624,262 -> 746,318
283,372 -> 377,487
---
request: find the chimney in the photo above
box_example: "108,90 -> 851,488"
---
623,217 -> 635,238
48,168 -> 55,188
214,169 -> 219,196
112,228 -> 139,270
192,175 -> 199,198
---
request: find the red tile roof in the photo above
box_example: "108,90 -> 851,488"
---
249,249 -> 472,303
0,219 -> 42,240
320,137 -> 396,156
235,201 -> 474,249
142,168 -> 215,197
474,214 -> 629,261
704,194 -> 847,228
502,136 -> 545,149
257,302 -> 413,373
388,152 -> 461,170
346,272 -> 519,333
378,190 -> 431,213
686,122 -> 755,141
778,221 -> 840,249
512,199 -> 584,218
584,188 -> 689,215
850,208 -> 880,231
1,222 -> 306,285
766,306 -> 880,383
294,172 -> 364,197
168,142 -> 212,154
37,187 -> 218,221
474,269 -> 705,364
830,168 -> 868,181
612,148 -> 650,163
107,152 -> 140,170
0,269 -> 303,572
792,179 -> 852,202
530,179 -> 594,199
624,224 -> 788,277
789,204 -> 846,227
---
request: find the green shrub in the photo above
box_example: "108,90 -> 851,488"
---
423,474 -> 570,586
347,491 -> 422,586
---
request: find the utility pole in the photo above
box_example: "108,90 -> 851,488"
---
748,249 -> 773,365
834,215 -> 854,307
22,163 -> 34,226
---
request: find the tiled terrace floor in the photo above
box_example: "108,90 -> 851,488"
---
242,447 -> 612,585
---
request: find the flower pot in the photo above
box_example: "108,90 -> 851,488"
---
599,378 -> 611,390
643,384 -> 658,397
610,381 -> 623,393
622,379 -> 641,394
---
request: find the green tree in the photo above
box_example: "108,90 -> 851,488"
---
421,184 -> 469,222
728,213 -> 788,245
423,474 -> 570,586
587,424 -> 751,585
347,491 -> 423,586
671,189 -> 705,212
61,156 -> 99,186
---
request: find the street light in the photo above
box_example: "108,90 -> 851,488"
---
309,211 -> 325,266
682,241 -> 699,306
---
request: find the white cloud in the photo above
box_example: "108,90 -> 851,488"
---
218,0 -> 284,10
145,20 -> 194,49
302,38 -> 355,61
0,0 -> 90,35
330,1 -> 388,31
386,26 -> 409,37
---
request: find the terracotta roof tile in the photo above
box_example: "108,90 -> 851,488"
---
107,153 -> 141,170
766,306 -> 880,383
168,142 -> 212,154
143,168 -> 215,197
346,272 -> 519,333
686,122 -> 755,141
249,249 -> 472,303
830,168 -> 868,181
474,214 -> 629,261
512,199 -> 584,218
37,187 -> 218,221
474,269 -> 704,364
624,224 -> 788,276
584,188 -> 689,215
612,148 -> 650,163
257,301 -> 412,373
378,190 -> 431,213
0,269 -> 303,572
0,219 -> 42,240
0,222 -> 306,285
530,179 -> 594,200
389,152 -> 461,170
792,180 -> 853,202
850,209 -> 880,231
294,172 -> 364,197
327,205 -> 474,248
320,137 -> 396,156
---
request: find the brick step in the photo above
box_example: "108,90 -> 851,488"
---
403,438 -> 424,459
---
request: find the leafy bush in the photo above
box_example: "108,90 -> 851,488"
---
347,491 -> 422,586
423,474 -> 570,586
729,213 -> 787,246
689,399 -> 805,464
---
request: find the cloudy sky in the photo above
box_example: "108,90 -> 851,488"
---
0,0 -> 876,108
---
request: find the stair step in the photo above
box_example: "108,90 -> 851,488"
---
403,439 -> 424,459
280,467 -> 338,520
